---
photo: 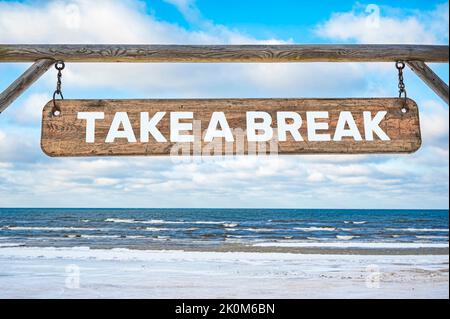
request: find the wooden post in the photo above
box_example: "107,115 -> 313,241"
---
0,58 -> 54,113
407,61 -> 449,105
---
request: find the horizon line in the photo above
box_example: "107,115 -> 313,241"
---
0,207 -> 448,211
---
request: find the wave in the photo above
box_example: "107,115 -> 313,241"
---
69,235 -> 121,239
294,227 -> 336,232
0,243 -> 24,247
154,236 -> 170,240
105,218 -> 228,225
336,235 -> 359,240
4,226 -> 102,231
253,242 -> 449,249
223,223 -> 239,228
386,228 -> 449,233
194,221 -> 227,225
306,237 -> 328,241
105,218 -> 137,224
416,235 -> 449,240
344,221 -> 367,225
241,228 -> 276,232
144,227 -> 171,232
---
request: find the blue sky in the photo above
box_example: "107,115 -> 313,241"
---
0,0 -> 448,209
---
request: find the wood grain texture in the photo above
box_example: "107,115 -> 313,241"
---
1,45 -> 448,63
41,98 -> 421,157
0,58 -> 54,113
407,61 -> 449,105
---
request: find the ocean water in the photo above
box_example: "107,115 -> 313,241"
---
0,208 -> 448,250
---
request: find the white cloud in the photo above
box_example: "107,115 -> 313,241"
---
420,100 -> 449,145
94,177 -> 120,186
316,3 -> 449,44
307,172 -> 326,183
163,0 -> 202,25
10,93 -> 51,124
0,0 -> 284,44
0,128 -> 39,162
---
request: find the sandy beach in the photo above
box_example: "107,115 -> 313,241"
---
0,246 -> 448,299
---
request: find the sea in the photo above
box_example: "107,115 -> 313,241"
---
0,208 -> 448,250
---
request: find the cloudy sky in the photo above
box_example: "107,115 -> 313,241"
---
0,0 -> 448,209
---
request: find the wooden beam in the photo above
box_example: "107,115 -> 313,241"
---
0,45 -> 448,63
0,59 -> 55,113
407,61 -> 449,105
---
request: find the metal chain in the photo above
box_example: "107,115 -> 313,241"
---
396,61 -> 409,113
396,61 -> 407,99
52,61 -> 65,115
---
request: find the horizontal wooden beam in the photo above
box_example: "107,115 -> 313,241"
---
0,58 -> 54,114
407,61 -> 449,105
0,44 -> 448,63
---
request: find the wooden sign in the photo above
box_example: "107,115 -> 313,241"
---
41,98 -> 421,157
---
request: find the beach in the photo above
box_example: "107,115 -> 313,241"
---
0,246 -> 448,299
0,208 -> 448,298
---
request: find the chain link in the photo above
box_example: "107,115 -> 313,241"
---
396,61 -> 407,99
396,61 -> 409,113
52,61 -> 65,115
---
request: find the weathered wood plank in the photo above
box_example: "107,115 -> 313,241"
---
0,58 -> 54,113
1,45 -> 448,63
41,98 -> 421,157
407,61 -> 449,105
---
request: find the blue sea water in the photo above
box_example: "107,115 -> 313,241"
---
0,208 -> 448,250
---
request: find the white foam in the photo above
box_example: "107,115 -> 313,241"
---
80,235 -> 121,239
253,242 -> 449,249
144,227 -> 170,232
0,246 -> 448,264
105,218 -> 136,223
4,226 -> 102,231
416,236 -> 449,240
193,221 -> 227,225
241,228 -> 276,232
106,219 -> 228,225
336,235 -> 359,240
143,219 -> 168,224
295,227 -> 336,232
223,223 -> 239,228
386,228 -> 449,233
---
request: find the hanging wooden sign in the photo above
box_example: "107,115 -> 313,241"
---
41,98 -> 421,157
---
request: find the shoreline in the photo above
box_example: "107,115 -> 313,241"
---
1,243 -> 448,256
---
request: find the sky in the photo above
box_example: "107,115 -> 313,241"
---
0,0 -> 448,209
